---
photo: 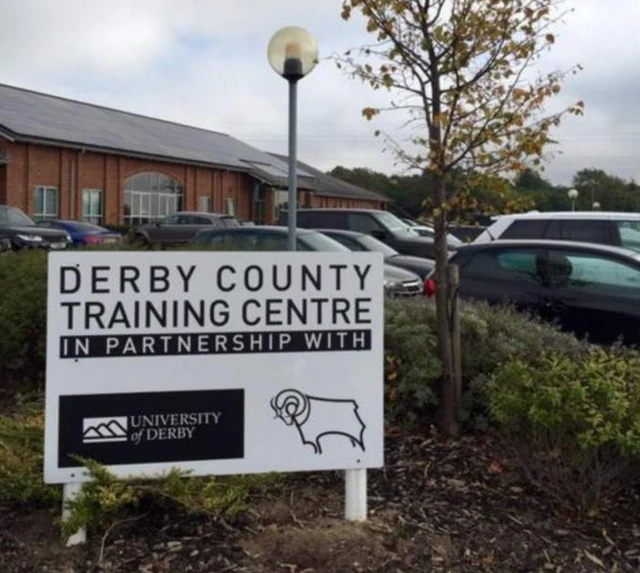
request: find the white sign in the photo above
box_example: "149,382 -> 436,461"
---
44,251 -> 384,483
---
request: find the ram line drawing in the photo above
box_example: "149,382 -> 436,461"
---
270,389 -> 366,454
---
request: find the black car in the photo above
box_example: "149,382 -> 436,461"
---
191,226 -> 424,297
432,240 -> 640,346
0,205 -> 71,250
317,229 -> 435,280
133,211 -> 240,246
276,208 -> 461,259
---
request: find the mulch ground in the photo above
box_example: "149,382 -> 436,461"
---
1,432 -> 639,572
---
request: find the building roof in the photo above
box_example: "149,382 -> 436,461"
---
0,83 -> 388,203
268,153 -> 389,203
0,83 -> 314,187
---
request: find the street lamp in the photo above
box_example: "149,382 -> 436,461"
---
568,188 -> 579,211
268,26 -> 319,251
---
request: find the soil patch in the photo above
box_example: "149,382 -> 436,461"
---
1,433 -> 639,572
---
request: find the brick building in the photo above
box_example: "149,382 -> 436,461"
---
0,83 -> 387,226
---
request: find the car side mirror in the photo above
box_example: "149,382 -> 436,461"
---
371,230 -> 387,241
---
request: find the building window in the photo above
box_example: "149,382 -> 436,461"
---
33,186 -> 59,221
225,197 -> 236,217
124,172 -> 183,226
82,189 -> 103,224
198,196 -> 212,213
273,189 -> 300,220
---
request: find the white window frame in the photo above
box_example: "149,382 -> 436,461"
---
225,197 -> 236,217
198,196 -> 212,213
82,188 -> 103,225
33,186 -> 59,221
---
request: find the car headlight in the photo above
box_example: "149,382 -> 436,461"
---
65,233 -> 72,242
16,234 -> 43,242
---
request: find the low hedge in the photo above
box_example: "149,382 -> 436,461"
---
487,347 -> 640,511
0,250 -> 48,393
383,297 -> 590,427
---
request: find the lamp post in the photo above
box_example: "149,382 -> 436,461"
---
592,201 -> 601,210
568,188 -> 579,211
268,27 -> 318,251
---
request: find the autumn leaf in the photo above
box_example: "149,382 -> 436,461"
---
487,461 -> 504,475
362,107 -> 379,120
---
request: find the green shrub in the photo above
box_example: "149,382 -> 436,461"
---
487,348 -> 640,511
0,395 -> 60,505
63,458 -> 281,537
0,250 -> 48,393
0,395 -> 281,533
0,245 -> 215,393
384,298 -> 591,428
384,299 -> 441,426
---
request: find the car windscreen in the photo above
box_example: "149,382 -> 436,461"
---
219,216 -> 239,227
0,206 -> 35,227
65,221 -> 107,232
299,232 -> 351,252
357,234 -> 399,256
373,211 -> 416,234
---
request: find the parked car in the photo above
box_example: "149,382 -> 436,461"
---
37,219 -> 122,247
428,240 -> 640,346
276,208 -> 461,259
474,211 -> 640,253
191,226 -> 424,297
0,205 -> 71,250
316,229 -> 435,280
133,211 -> 240,246
402,218 -> 436,238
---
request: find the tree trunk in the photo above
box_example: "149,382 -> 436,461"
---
433,173 -> 458,437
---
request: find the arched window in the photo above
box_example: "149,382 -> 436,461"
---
124,172 -> 183,225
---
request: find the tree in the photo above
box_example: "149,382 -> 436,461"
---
339,0 -> 583,435
572,169 -> 640,212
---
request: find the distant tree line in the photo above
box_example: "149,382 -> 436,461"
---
329,166 -> 640,224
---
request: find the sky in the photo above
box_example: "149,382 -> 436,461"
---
0,0 -> 638,185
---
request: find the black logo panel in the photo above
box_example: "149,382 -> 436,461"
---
58,389 -> 244,468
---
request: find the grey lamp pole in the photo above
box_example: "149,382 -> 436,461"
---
268,27 -> 318,251
285,58 -> 302,251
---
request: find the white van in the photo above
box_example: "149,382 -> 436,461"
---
474,211 -> 640,253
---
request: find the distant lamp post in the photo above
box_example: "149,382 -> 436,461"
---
268,26 -> 319,251
592,201 -> 601,210
568,188 -> 579,211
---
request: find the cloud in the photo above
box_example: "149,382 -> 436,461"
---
0,0 -> 638,185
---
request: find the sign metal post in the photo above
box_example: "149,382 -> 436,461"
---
62,483 -> 86,546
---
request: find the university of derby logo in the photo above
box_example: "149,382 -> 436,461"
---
82,417 -> 128,443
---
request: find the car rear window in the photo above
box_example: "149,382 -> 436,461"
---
67,221 -> 106,232
560,220 -> 607,243
298,232 -> 350,252
501,219 -> 548,239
